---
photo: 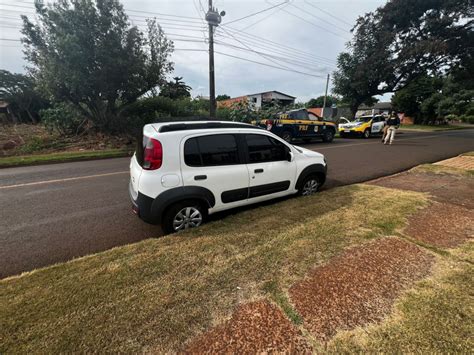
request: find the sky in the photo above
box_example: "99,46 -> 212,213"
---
0,0 -> 388,103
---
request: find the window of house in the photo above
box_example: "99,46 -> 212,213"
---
245,134 -> 288,163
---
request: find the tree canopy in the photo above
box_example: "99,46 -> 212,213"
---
0,70 -> 49,124
159,77 -> 191,100
216,94 -> 231,101
333,0 -> 473,117
21,0 -> 174,131
306,95 -> 339,108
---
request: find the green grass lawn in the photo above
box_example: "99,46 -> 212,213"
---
0,149 -> 131,168
399,124 -> 473,131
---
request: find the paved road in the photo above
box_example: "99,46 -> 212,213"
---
1,129 -> 473,277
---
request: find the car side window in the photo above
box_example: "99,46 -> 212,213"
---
184,134 -> 239,167
296,110 -> 309,120
245,134 -> 288,163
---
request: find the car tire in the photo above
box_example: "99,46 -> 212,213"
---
298,174 -> 321,196
322,129 -> 335,142
281,131 -> 293,143
162,200 -> 207,235
339,132 -> 346,138
363,129 -> 371,139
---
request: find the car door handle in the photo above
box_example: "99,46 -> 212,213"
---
254,169 -> 264,173
194,175 -> 207,181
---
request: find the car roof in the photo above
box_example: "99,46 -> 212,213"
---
148,121 -> 262,134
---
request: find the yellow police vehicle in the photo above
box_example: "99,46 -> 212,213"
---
256,109 -> 337,143
338,114 -> 386,138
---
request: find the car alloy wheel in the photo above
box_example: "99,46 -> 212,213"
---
302,178 -> 319,196
364,129 -> 370,138
173,207 -> 203,231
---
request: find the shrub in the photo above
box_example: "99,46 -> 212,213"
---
40,103 -> 88,136
459,115 -> 474,124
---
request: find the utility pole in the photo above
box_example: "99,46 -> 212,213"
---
205,1 -> 224,118
321,73 -> 330,118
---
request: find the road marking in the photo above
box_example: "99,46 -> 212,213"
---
0,171 -> 128,190
316,133 -> 446,150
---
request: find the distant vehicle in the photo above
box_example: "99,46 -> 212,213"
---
255,108 -> 337,143
338,117 -> 351,125
338,114 -> 386,138
129,121 -> 327,234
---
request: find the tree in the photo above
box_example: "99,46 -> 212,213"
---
306,95 -> 339,108
159,76 -> 191,99
216,94 -> 230,101
0,70 -> 49,123
21,0 -> 174,131
333,0 -> 473,118
392,74 -> 474,123
391,75 -> 443,119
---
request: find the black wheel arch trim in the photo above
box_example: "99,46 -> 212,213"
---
137,186 -> 215,224
295,164 -> 327,190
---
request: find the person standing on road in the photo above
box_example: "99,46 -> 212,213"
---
384,112 -> 400,145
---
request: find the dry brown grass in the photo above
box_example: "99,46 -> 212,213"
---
0,184 -> 426,353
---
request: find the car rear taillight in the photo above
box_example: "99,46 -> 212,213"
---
265,119 -> 273,130
143,137 -> 162,170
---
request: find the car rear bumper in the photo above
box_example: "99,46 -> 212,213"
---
129,181 -> 156,224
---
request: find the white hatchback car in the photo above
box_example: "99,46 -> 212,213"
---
129,121 -> 327,234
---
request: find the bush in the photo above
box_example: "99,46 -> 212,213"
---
459,115 -> 474,124
40,103 -> 88,136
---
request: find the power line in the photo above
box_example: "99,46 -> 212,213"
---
288,1 -> 350,34
174,48 -> 208,52
214,50 -> 327,78
215,32 -> 336,70
214,40 -> 330,72
219,25 -> 294,71
215,26 -> 336,66
304,0 -> 354,27
0,38 -> 21,41
219,24 -> 337,63
275,4 -> 350,41
239,1 -> 289,31
0,3 -> 204,24
124,8 -> 202,21
222,0 -> 288,26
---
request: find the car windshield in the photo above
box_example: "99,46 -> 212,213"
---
354,116 -> 372,123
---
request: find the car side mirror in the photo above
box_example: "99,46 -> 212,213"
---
287,151 -> 294,162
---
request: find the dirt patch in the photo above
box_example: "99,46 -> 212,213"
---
184,301 -> 311,353
369,171 -> 474,209
405,203 -> 473,248
0,123 -> 132,157
289,237 -> 434,341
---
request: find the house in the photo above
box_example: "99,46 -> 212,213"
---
217,91 -> 296,109
356,102 -> 392,117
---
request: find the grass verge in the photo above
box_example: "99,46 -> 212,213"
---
328,242 -> 473,353
410,163 -> 474,177
0,149 -> 132,168
399,124 -> 473,131
0,184 -> 426,353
